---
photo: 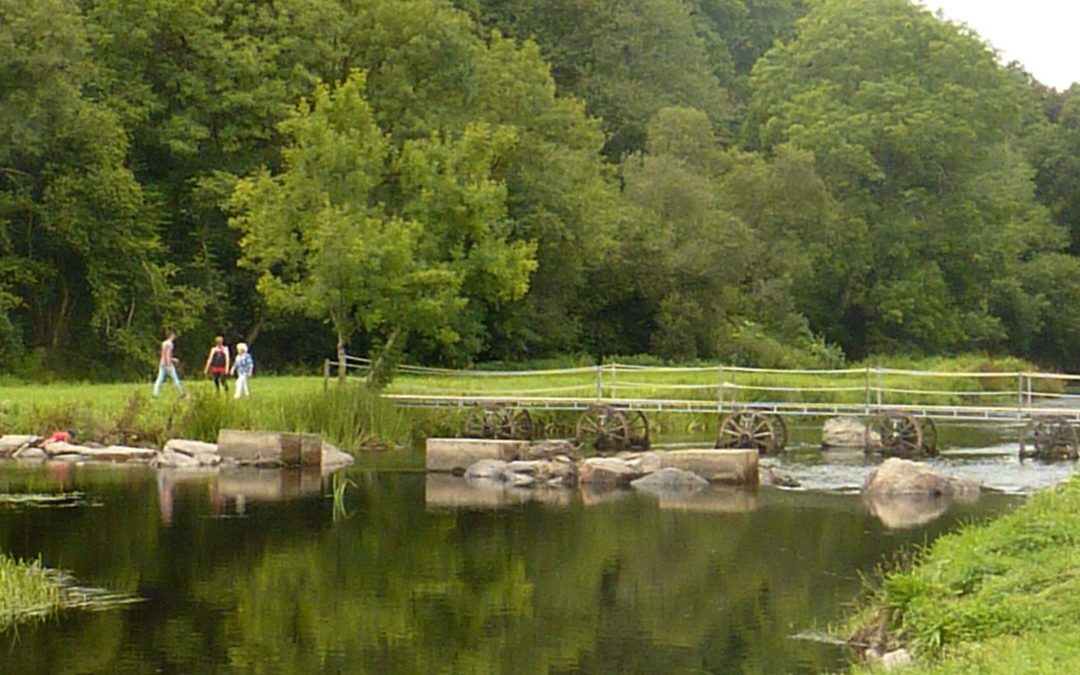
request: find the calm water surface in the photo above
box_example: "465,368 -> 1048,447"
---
0,431 -> 1068,674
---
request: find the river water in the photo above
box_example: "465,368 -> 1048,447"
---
0,427 -> 1073,674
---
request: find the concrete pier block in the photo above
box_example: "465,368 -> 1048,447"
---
217,430 -> 323,466
658,449 -> 759,486
425,438 -> 530,473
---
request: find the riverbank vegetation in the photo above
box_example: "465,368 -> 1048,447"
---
0,554 -> 62,631
0,379 -> 429,451
3,0 -> 1080,382
849,475 -> 1080,673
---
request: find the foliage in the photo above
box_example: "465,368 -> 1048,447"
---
851,475 -> 1080,673
1,0 -> 1080,377
231,71 -> 536,375
750,0 -> 1064,360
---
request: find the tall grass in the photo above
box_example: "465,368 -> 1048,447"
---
849,475 -> 1080,673
0,554 -> 62,631
0,377 -> 434,451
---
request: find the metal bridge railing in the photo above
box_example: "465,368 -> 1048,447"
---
323,356 -> 1080,420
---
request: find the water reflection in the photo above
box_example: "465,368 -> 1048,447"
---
156,467 -> 325,524
0,442 -> 1048,674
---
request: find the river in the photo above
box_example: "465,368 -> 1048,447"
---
0,426 -> 1072,674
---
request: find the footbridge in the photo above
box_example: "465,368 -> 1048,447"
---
326,356 -> 1080,459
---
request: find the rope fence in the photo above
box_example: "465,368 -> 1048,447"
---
323,357 -> 1080,418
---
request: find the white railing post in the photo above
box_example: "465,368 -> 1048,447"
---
875,367 -> 883,408
595,365 -> 603,400
1017,373 -> 1024,412
610,363 -> 618,402
718,365 -> 725,412
864,367 -> 871,413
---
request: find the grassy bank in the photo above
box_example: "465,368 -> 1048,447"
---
0,377 -> 451,452
0,554 -> 62,631
849,475 -> 1080,673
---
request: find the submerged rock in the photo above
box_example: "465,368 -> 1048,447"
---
152,449 -> 201,469
823,417 -> 878,448
13,446 -> 47,461
0,435 -> 40,457
622,451 -> 662,475
862,458 -> 980,497
577,457 -> 641,487
631,468 -> 708,492
761,466 -> 801,488
465,459 -> 509,480
321,442 -> 355,469
525,440 -> 578,460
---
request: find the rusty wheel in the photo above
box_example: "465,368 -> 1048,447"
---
463,404 -> 509,439
921,417 -> 939,456
770,415 -> 788,452
624,410 -> 650,450
575,405 -> 630,453
1019,416 -> 1079,460
716,411 -> 780,453
509,409 -> 535,441
866,413 -> 923,457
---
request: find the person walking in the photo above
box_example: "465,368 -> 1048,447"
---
231,342 -> 254,399
203,336 -> 231,394
153,330 -> 186,398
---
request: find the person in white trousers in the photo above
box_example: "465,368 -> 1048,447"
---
231,342 -> 254,399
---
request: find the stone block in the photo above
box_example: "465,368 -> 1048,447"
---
425,438 -> 528,473
658,449 -> 759,485
217,430 -> 323,467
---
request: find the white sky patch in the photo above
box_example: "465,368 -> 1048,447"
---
919,0 -> 1080,90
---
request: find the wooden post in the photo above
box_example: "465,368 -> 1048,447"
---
595,365 -> 603,400
1027,375 -> 1034,408
718,366 -> 725,412
609,364 -> 618,402
1017,373 -> 1025,412
323,359 -> 331,392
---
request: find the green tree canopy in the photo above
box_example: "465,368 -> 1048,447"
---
230,71 -> 535,380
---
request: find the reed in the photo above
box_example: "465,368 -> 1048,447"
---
0,554 -> 62,631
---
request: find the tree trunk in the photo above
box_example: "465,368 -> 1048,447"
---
337,337 -> 347,386
366,326 -> 401,386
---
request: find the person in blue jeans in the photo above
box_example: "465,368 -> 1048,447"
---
153,330 -> 186,398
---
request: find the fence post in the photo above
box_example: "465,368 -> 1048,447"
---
1027,375 -> 1034,408
864,367 -> 871,414
875,368 -> 883,408
718,366 -> 725,412
1017,373 -> 1025,412
323,359 -> 331,391
596,365 -> 603,400
609,364 -> 618,402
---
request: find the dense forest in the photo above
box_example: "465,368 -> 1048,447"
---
2,0 -> 1080,379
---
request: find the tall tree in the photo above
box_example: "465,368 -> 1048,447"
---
749,0 -> 1061,358
231,72 -> 535,380
0,0 -> 196,375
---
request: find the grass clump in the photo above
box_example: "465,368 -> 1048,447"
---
0,554 -> 62,630
850,476 -> 1080,673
